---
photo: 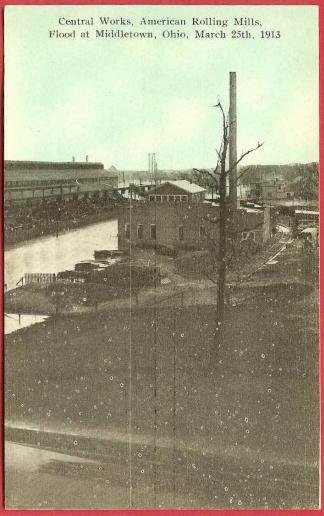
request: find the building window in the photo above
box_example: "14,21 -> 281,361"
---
169,195 -> 175,202
149,195 -> 154,201
200,226 -> 206,238
179,226 -> 184,241
125,223 -> 130,239
155,195 -> 161,202
181,195 -> 188,202
150,224 -> 156,240
137,224 -> 143,239
241,231 -> 255,242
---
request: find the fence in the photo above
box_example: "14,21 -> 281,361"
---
19,273 -> 56,286
143,286 -> 218,309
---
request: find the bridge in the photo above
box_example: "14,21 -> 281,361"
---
5,179 -> 157,207
113,182 -> 156,198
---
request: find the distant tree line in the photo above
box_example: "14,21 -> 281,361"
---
118,162 -> 318,201
239,162 -> 318,200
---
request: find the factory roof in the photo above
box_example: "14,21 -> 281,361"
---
4,160 -> 118,182
5,160 -> 104,170
162,180 -> 206,194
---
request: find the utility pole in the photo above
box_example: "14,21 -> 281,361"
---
229,71 -> 238,210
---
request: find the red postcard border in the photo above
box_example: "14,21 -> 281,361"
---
0,1 -> 322,515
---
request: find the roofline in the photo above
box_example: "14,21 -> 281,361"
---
4,160 -> 105,170
147,180 -> 206,195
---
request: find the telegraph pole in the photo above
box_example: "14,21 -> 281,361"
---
229,71 -> 238,209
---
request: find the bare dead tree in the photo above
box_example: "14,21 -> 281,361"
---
195,102 -> 263,328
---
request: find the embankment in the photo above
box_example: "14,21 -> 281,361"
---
5,208 -> 119,248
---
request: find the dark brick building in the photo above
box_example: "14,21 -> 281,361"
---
118,201 -> 271,253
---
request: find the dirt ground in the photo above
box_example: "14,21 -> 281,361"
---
5,233 -> 296,316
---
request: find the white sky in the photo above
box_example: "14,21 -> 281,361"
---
5,5 -> 319,170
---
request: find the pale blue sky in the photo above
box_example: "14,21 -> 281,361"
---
5,5 -> 319,170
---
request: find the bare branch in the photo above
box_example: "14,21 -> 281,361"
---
225,142 -> 264,176
215,147 -> 222,163
235,166 -> 251,185
213,101 -> 228,144
193,168 -> 219,183
219,103 -> 227,139
214,139 -> 224,175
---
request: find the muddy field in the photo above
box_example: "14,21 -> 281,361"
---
5,241 -> 319,508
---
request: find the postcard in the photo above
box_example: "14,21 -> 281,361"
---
3,4 -> 319,509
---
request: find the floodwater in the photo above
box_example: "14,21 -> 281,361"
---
4,313 -> 48,335
5,219 -> 118,291
5,440 -> 184,509
5,441 -> 129,509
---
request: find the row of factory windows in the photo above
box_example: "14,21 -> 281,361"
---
5,176 -> 113,188
125,223 -> 258,242
148,194 -> 189,202
6,179 -> 73,187
125,223 -> 207,241
241,231 -> 257,241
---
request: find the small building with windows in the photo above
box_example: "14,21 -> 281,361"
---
147,180 -> 206,203
246,178 -> 294,203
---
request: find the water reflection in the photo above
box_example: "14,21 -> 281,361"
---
4,314 -> 49,335
5,219 -> 118,291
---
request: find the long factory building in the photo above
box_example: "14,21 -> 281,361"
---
4,160 -> 119,206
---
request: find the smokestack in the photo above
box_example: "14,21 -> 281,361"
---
154,159 -> 158,185
85,155 -> 89,162
148,152 -> 157,182
148,153 -> 152,176
229,72 -> 238,209
72,156 -> 75,163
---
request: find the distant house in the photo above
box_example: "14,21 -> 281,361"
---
247,178 -> 294,202
295,209 -> 319,228
147,180 -> 206,203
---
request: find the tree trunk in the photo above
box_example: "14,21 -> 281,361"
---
216,156 -> 227,327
